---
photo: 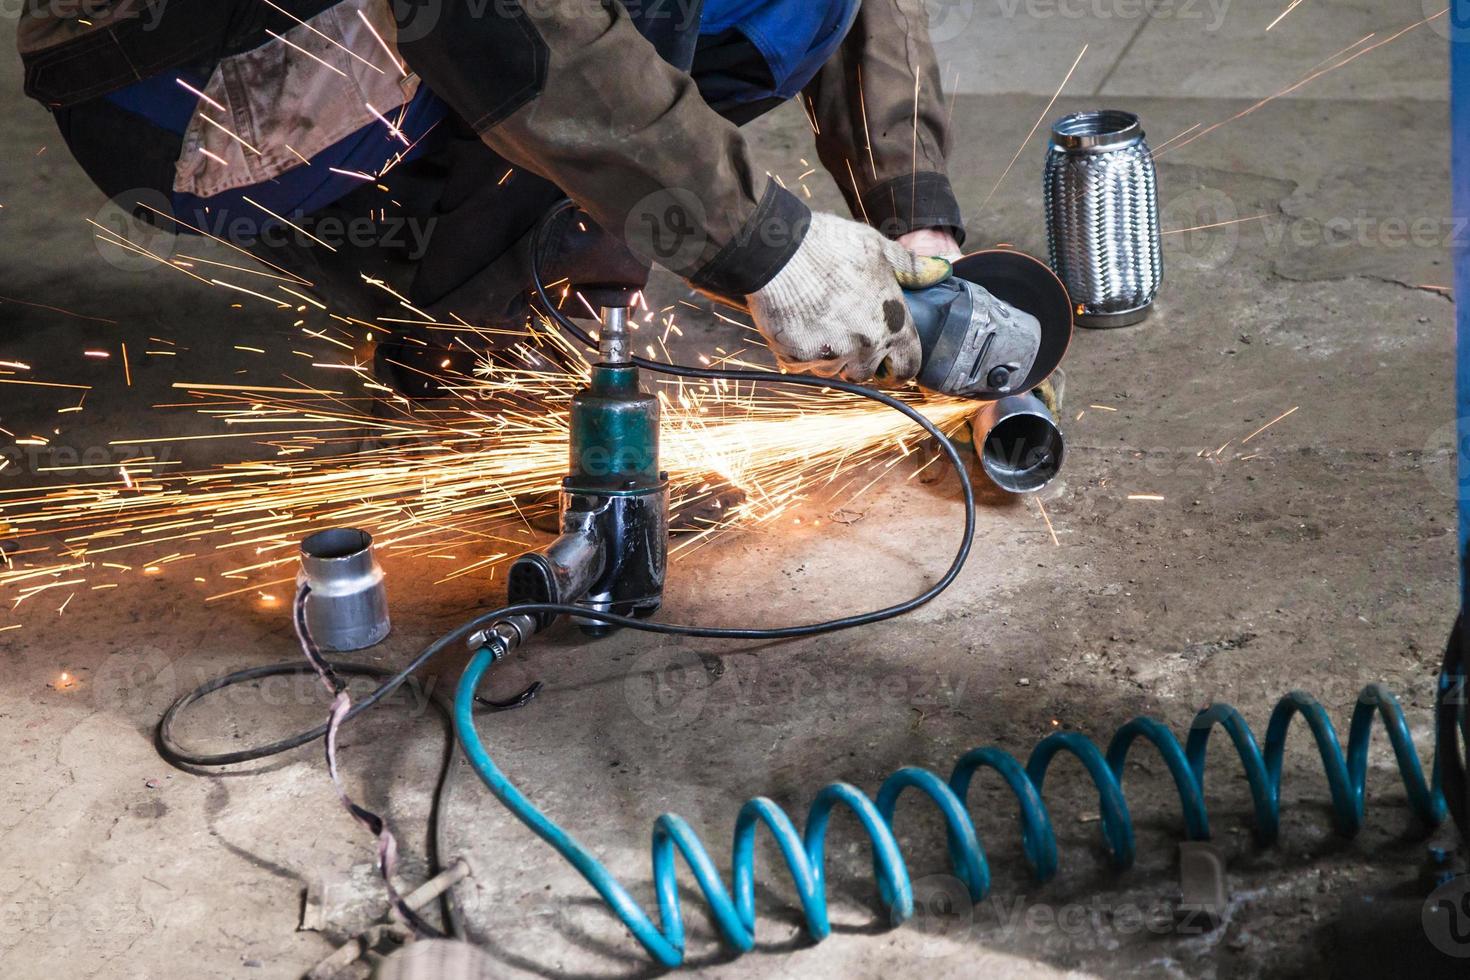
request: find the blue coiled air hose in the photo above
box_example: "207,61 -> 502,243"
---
455,643 -> 1447,969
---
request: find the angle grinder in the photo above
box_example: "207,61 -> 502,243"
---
906,249 -> 1072,401
905,249 -> 1074,492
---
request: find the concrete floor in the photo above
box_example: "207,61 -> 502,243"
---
0,3 -> 1464,978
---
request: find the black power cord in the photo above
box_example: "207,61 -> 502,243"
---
156,661 -> 468,934
154,197 -> 981,936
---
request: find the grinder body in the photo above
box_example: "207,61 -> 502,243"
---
902,250 -> 1073,402
905,277 -> 1036,399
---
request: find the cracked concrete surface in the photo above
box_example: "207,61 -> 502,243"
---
0,4 -> 1463,979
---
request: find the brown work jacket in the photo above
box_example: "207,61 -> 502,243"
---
18,0 -> 964,297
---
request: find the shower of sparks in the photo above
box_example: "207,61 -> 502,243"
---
1156,10 -> 1445,159
9,17 -> 1390,628
1241,405 -> 1299,444
0,317 -> 976,612
976,44 -> 1087,220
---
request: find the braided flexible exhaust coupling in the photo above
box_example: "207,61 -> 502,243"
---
1043,110 -> 1162,328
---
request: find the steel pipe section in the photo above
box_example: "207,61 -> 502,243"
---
971,392 -> 1065,494
297,528 -> 391,652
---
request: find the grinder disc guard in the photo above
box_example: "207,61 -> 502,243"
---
951,249 -> 1074,395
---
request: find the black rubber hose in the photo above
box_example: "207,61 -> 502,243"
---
159,660 -> 435,768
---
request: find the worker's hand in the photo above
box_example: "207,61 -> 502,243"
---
746,213 -> 953,384
898,228 -> 965,262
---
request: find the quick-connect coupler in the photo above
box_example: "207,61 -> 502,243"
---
508,307 -> 669,635
466,614 -> 539,660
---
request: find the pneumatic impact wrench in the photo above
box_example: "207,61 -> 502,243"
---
507,302 -> 669,638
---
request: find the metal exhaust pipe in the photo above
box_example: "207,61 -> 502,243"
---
297,528 -> 391,651
971,393 -> 1065,494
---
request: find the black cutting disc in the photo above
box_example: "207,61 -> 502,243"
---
952,249 -> 1074,393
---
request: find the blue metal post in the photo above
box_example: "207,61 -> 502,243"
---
1449,1 -> 1470,847
1456,7 -> 1470,610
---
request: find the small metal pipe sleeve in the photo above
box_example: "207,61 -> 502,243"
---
297,528 -> 391,652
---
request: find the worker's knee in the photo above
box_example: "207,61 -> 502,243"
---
391,0 -> 549,131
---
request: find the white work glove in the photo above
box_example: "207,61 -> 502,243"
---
746,212 -> 954,385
